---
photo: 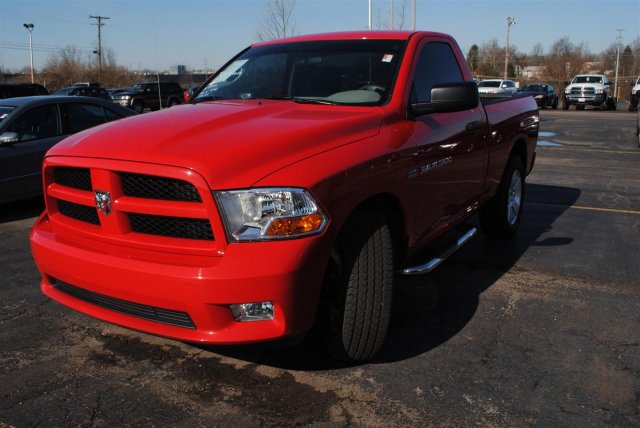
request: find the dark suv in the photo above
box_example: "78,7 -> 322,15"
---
0,83 -> 48,99
111,82 -> 183,113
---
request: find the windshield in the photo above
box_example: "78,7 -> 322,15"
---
522,84 -> 544,91
573,76 -> 603,84
0,106 -> 16,122
194,39 -> 407,106
478,81 -> 501,88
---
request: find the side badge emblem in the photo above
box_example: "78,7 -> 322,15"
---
95,190 -> 112,215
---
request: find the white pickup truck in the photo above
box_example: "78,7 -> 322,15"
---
629,76 -> 640,112
563,74 -> 615,111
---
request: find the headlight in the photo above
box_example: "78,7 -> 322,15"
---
214,188 -> 327,241
595,88 -> 604,94
564,88 -> 571,94
534,95 -> 543,99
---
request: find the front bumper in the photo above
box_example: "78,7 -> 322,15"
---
31,211 -> 330,344
564,94 -> 605,105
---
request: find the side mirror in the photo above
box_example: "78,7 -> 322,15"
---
410,81 -> 479,116
564,81 -> 570,86
0,131 -> 20,145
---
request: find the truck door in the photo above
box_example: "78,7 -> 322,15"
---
407,39 -> 487,246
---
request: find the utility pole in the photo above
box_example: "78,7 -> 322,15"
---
504,16 -> 516,80
391,0 -> 394,30
23,23 -> 34,83
614,29 -> 623,103
412,0 -> 416,30
89,15 -> 110,80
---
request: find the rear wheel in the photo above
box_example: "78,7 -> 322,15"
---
323,211 -> 394,362
480,156 -> 525,239
552,97 -> 558,109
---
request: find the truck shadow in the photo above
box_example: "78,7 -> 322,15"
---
204,182 -> 580,369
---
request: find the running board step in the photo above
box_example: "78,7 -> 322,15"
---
399,227 -> 477,275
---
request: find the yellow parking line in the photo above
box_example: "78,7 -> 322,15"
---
571,205 -> 640,215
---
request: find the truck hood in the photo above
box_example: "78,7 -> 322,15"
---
48,100 -> 383,189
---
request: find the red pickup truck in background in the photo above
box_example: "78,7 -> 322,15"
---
30,31 -> 538,362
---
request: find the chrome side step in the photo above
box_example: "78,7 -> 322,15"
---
399,227 -> 477,275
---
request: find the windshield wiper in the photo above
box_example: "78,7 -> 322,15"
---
193,96 -> 229,104
291,97 -> 338,105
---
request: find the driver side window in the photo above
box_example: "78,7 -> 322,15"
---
411,42 -> 464,103
8,105 -> 60,142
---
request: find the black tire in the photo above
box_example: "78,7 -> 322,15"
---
552,97 -> 558,109
600,93 -> 608,111
323,211 -> 394,362
562,99 -> 569,110
479,156 -> 525,239
168,98 -> 180,107
539,99 -> 546,110
132,101 -> 145,114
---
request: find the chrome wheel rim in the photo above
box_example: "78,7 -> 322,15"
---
507,170 -> 522,226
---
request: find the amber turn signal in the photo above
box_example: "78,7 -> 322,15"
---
265,213 -> 324,237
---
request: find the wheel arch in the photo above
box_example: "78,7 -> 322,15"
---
331,192 -> 408,269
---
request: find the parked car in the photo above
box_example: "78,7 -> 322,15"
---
477,79 -> 517,94
636,109 -> 639,147
519,83 -> 558,109
53,86 -> 111,100
630,76 -> 640,112
0,96 -> 137,204
20,83 -> 49,96
111,81 -> 183,113
563,74 -> 615,110
0,83 -> 47,99
107,88 -> 128,98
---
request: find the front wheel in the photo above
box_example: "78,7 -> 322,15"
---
132,101 -> 145,114
480,156 -> 525,239
562,99 -> 569,110
323,211 -> 394,362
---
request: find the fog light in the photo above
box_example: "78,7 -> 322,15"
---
230,302 -> 275,322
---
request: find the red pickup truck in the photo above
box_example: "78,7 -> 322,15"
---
30,31 -> 538,362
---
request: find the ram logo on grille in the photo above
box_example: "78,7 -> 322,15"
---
94,190 -> 112,215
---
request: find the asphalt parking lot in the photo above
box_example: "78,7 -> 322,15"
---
1,109 -> 638,426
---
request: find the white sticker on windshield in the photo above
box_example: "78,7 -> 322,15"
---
382,54 -> 393,63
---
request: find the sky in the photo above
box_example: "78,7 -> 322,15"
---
1,0 -> 638,73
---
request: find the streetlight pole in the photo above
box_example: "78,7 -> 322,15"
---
614,29 -> 623,103
23,23 -> 34,83
504,16 -> 516,80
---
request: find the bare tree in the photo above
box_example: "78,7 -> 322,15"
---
543,37 -> 592,84
476,39 -> 502,78
255,0 -> 297,42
